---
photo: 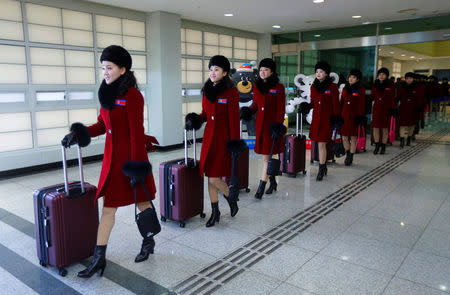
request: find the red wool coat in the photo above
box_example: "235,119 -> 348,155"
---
309,83 -> 340,142
87,88 -> 156,207
397,85 -> 421,126
250,83 -> 286,155
340,86 -> 366,137
199,88 -> 240,177
371,82 -> 396,129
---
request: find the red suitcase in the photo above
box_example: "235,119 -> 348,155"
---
310,140 -> 334,163
280,112 -> 307,177
33,146 -> 98,276
159,129 -> 205,228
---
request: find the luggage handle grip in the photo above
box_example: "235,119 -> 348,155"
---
61,145 -> 86,197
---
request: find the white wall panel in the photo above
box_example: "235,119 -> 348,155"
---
134,69 -> 146,85
247,39 -> 258,50
234,49 -> 246,59
68,108 -> 97,125
186,29 -> 201,43
0,20 -> 24,41
0,45 -> 25,63
0,112 -> 31,132
186,43 -> 202,55
65,50 -> 94,67
62,9 -> 92,30
97,33 -> 122,48
37,127 -> 67,147
30,47 -> 64,65
186,71 -> 202,84
96,15 -> 121,34
186,59 -> 202,70
219,47 -> 232,57
28,24 -> 63,44
204,32 -> 218,45
234,37 -> 246,49
219,34 -> 232,47
0,0 -> 22,21
122,19 -> 145,37
0,64 -> 27,83
131,55 -> 146,69
0,131 -> 33,152
123,36 -> 145,51
66,67 -> 95,84
204,45 -> 218,57
63,29 -> 93,47
247,50 -> 257,60
32,66 -> 65,84
26,3 -> 61,26
36,110 -> 68,129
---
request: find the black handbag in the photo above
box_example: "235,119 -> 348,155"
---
134,183 -> 161,238
333,129 -> 346,158
267,158 -> 281,176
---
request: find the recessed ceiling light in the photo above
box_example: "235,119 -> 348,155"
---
390,51 -> 394,54
401,54 -> 405,56
306,20 -> 321,24
410,56 -> 415,58
272,25 -> 281,29
352,15 -> 362,19
314,34 -> 321,37
224,13 -> 233,17
313,0 -> 324,3
384,27 -> 392,30
362,21 -> 371,25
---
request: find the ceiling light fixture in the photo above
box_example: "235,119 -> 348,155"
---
313,0 -> 324,3
314,34 -> 321,37
272,25 -> 281,29
390,51 -> 394,54
352,15 -> 362,19
401,54 -> 405,56
362,21 -> 371,25
384,27 -> 392,30
224,13 -> 233,17
410,56 -> 415,58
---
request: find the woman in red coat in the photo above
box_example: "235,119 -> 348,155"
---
62,45 -> 157,277
300,61 -> 341,181
371,67 -> 397,155
240,58 -> 285,199
185,55 -> 240,227
340,69 -> 366,166
397,72 -> 421,147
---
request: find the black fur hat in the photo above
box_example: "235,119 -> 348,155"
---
100,45 -> 132,71
315,61 -> 331,75
405,72 -> 415,79
259,58 -> 276,74
377,67 -> 389,77
122,161 -> 152,183
185,112 -> 203,130
70,122 -> 91,147
349,69 -> 362,80
226,139 -> 248,154
270,123 -> 287,139
208,55 -> 230,74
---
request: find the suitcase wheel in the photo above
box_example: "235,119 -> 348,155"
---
58,267 -> 67,277
245,188 -> 250,193
39,260 -> 47,267
179,222 -> 185,228
161,216 -> 167,222
200,213 -> 206,218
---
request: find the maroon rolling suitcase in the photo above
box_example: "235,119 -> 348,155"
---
33,146 -> 99,276
159,129 -> 205,228
310,141 -> 334,163
280,112 -> 307,177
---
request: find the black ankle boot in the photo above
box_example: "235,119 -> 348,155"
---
135,237 -> 155,263
265,176 -> 278,194
406,136 -> 411,146
316,164 -> 327,181
380,143 -> 386,154
254,180 -> 267,199
206,202 -> 220,227
400,138 -> 404,148
77,245 -> 107,278
373,143 -> 380,155
224,194 -> 239,217
344,151 -> 353,166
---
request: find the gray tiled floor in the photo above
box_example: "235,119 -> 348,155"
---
0,122 -> 449,294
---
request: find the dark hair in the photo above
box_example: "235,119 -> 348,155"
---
117,70 -> 139,97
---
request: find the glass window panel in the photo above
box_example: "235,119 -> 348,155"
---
0,131 -> 33,152
32,66 -> 66,84
186,71 -> 203,84
181,71 -> 186,84
0,20 -> 23,41
131,55 -> 146,69
96,15 -> 121,34
186,43 -> 202,55
26,3 -> 61,26
63,29 -> 93,47
204,45 -> 218,57
98,69 -> 103,83
65,50 -> 94,67
0,0 -> 22,21
186,101 -> 202,114
180,28 -> 186,42
30,47 -> 64,65
123,36 -> 145,51
234,37 -> 246,49
0,112 -> 31,132
0,92 -> 25,103
62,9 -> 92,30
68,108 -> 97,125
143,105 -> 148,119
203,71 -> 209,82
302,25 -> 377,42
182,103 -> 186,115
186,29 -> 202,43
186,59 -> 202,71
36,91 -> 65,101
0,64 -> 27,83
181,58 -> 186,70
122,19 -> 145,37
66,67 -> 95,84
0,45 -> 25,63
219,47 -> 232,57
186,89 -> 201,96
97,33 -> 122,48
143,119 -> 148,133
204,59 -> 210,71
234,49 -> 246,59
134,69 -> 146,84
380,15 -> 450,35
204,32 -> 218,45
181,42 -> 186,55
247,50 -> 257,60
28,24 -> 63,44
219,34 -> 232,47
36,110 -> 68,129
37,127 -> 67,147
68,91 -> 94,100
272,32 -> 299,45
247,39 -> 257,50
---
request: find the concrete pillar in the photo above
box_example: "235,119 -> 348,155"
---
258,33 -> 272,61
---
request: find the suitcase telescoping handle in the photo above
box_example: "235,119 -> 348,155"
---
295,112 -> 303,137
61,145 -> 86,196
184,129 -> 197,166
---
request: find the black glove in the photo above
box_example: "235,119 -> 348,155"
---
354,116 -> 367,125
298,102 -> 311,115
240,107 -> 253,121
389,108 -> 399,117
185,112 -> 203,130
61,132 -> 76,148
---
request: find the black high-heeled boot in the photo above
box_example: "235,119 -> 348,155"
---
135,237 -> 155,263
206,202 -> 220,227
344,151 -> 353,166
254,180 -> 267,199
77,245 -> 107,278
380,143 -> 386,154
373,143 -> 380,155
316,164 -> 326,181
406,136 -> 411,146
265,176 -> 277,194
224,194 -> 239,217
400,138 -> 404,148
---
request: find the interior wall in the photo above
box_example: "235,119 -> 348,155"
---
379,56 -> 450,77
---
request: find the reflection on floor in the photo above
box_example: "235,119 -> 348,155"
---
0,118 -> 449,295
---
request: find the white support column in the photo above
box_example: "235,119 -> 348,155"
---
258,33 -> 272,61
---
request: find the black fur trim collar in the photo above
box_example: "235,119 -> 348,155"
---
256,75 -> 279,95
374,79 -> 391,91
344,82 -> 361,94
203,79 -> 229,103
403,82 -> 416,92
313,76 -> 332,93
98,75 -> 125,109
